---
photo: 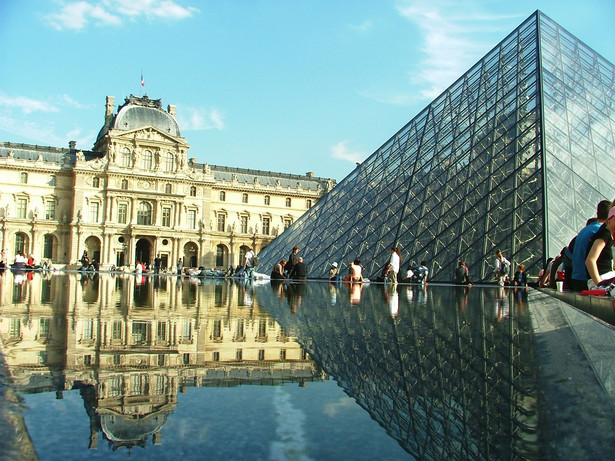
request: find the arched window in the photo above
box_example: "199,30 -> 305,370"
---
219,191 -> 226,201
121,148 -> 131,167
43,234 -> 54,259
121,179 -> 128,190
306,199 -> 312,208
189,186 -> 197,197
15,233 -> 26,254
242,193 -> 248,204
142,150 -> 153,170
49,175 -> 56,186
285,197 -> 291,207
165,183 -> 172,194
137,202 -> 152,225
19,172 -> 28,184
216,244 -> 227,267
164,152 -> 174,172
264,195 -> 270,205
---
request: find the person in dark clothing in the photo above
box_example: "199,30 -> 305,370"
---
285,246 -> 300,277
292,257 -> 308,280
513,264 -> 528,286
154,254 -> 163,274
454,260 -> 472,285
271,259 -> 287,280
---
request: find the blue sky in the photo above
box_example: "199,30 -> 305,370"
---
0,1 -> 613,182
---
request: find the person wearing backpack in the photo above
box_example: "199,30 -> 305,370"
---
494,250 -> 511,286
243,247 -> 256,279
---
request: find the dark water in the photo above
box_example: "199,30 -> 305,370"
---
0,272 -> 539,460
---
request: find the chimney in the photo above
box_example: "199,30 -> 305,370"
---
69,141 -> 77,150
168,104 -> 176,117
105,96 -> 115,128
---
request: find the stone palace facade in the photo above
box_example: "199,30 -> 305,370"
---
0,94 -> 335,270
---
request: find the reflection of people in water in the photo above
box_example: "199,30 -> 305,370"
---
455,286 -> 470,311
382,284 -> 399,318
286,283 -> 306,313
494,287 -> 509,322
349,282 -> 363,304
270,279 -> 285,298
514,286 -> 528,310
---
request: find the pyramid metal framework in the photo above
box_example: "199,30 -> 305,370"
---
257,11 -> 615,282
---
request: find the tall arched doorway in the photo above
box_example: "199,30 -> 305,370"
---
183,242 -> 198,268
135,239 -> 152,266
84,236 -> 101,264
216,244 -> 229,268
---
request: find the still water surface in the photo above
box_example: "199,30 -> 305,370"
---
0,272 -> 538,460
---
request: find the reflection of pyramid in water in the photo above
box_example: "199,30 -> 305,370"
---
258,10 -> 615,282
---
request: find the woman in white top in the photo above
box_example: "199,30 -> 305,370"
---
387,247 -> 401,283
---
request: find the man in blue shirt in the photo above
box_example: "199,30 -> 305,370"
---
570,200 -> 611,291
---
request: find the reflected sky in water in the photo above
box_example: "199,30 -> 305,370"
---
0,272 -> 539,460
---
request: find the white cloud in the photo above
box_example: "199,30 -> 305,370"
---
323,397 -> 356,417
0,94 -> 59,114
45,0 -> 198,31
61,94 -> 90,109
176,107 -> 225,131
331,141 -> 364,164
110,0 -> 199,20
47,1 -> 121,30
0,115 -> 61,144
395,1 -> 520,100
347,20 -> 373,33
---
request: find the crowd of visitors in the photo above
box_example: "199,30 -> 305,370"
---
539,199 -> 615,295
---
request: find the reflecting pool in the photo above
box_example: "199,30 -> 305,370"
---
0,273 -> 541,460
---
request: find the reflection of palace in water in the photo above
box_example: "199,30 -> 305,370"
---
257,282 -> 538,461
0,273 -> 323,450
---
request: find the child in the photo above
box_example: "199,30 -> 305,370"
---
513,264 -> 527,286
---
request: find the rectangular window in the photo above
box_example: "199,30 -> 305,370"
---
240,216 -> 248,233
132,322 -> 148,345
118,203 -> 127,224
112,321 -> 122,340
162,207 -> 171,227
89,202 -> 99,223
155,375 -> 165,394
82,319 -> 94,341
9,318 -> 20,338
45,200 -> 55,220
213,319 -> 222,339
187,209 -> 196,229
258,319 -> 267,339
181,321 -> 192,341
262,217 -> 270,235
109,377 -> 121,396
235,319 -> 245,341
157,322 -> 166,341
17,198 -> 27,219
217,214 -> 226,232
39,318 -> 50,338
284,218 -> 291,230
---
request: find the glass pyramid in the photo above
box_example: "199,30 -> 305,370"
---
257,11 -> 615,282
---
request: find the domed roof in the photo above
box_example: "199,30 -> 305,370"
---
96,95 -> 180,141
